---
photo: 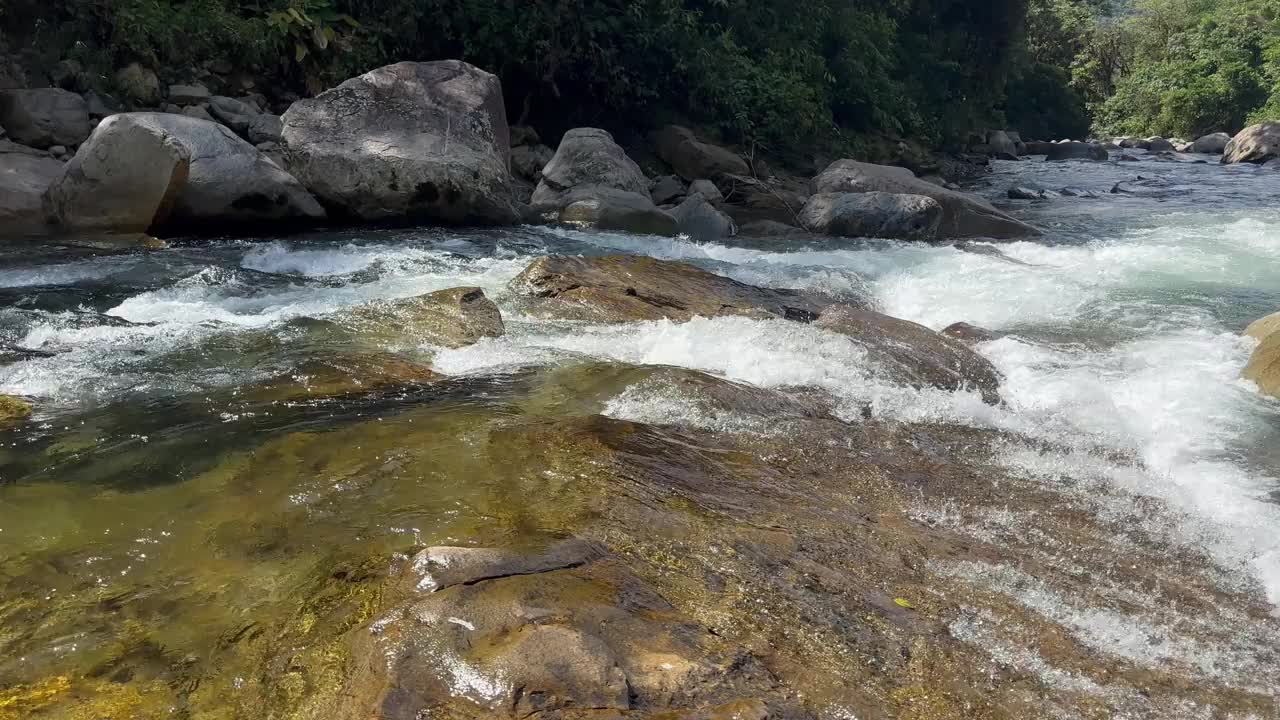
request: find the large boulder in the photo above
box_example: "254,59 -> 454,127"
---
531,127 -> 649,207
0,88 -> 90,148
346,286 -> 505,349
282,60 -> 520,224
687,178 -> 724,205
1244,315 -> 1280,400
1190,132 -> 1231,154
510,143 -> 553,182
557,187 -> 678,236
986,130 -> 1019,159
650,174 -> 685,205
656,125 -> 749,181
1222,122 -> 1280,164
811,160 -> 1038,239
1146,136 -> 1174,152
0,151 -> 63,234
816,305 -> 1002,403
509,255 -> 830,323
797,192 -> 941,241
167,83 -> 210,106
670,193 -> 736,242
44,112 -> 323,234
1045,141 -> 1109,161
1023,140 -> 1056,155
115,63 -> 161,106
1118,137 -> 1150,150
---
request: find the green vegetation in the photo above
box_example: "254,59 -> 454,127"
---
1024,0 -> 1280,138
4,0 -> 1029,151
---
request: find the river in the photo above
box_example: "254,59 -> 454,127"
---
1,154 -> 1279,718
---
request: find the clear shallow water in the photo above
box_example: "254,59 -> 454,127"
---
1,154 -> 1280,713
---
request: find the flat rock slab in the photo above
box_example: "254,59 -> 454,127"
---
410,538 -> 607,592
509,255 -> 832,323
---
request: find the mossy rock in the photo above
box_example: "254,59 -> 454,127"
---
0,394 -> 32,426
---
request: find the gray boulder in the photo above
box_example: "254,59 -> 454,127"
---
1223,123 -> 1280,164
556,187 -> 677,236
811,160 -> 1038,239
798,191 -> 941,240
168,84 -> 210,106
511,143 -> 553,182
181,105 -> 216,123
1119,137 -> 1150,150
245,113 -> 282,144
688,178 -> 724,205
45,112 -> 323,234
83,90 -> 120,120
1191,132 -> 1230,154
1023,140 -> 1055,155
986,130 -> 1019,158
670,193 -> 736,241
1007,130 -> 1027,155
115,63 -> 161,106
0,88 -> 90,148
650,174 -> 685,205
1008,186 -> 1060,200
0,152 -> 63,234
1045,141 -> 1109,161
532,127 -> 649,207
206,95 -> 260,135
656,124 -> 749,181
1146,136 -> 1174,152
282,60 -> 520,224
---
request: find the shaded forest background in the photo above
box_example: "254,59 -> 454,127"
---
3,0 -> 1280,152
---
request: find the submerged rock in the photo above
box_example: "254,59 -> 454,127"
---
811,159 -> 1039,239
798,191 -> 942,240
348,286 -> 505,349
250,354 -> 440,403
1223,122 -> 1280,164
282,60 -> 521,225
509,255 -> 830,323
0,394 -> 32,425
44,112 -> 323,234
816,305 -> 1002,403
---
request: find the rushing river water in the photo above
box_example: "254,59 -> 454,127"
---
2,154 -> 1280,718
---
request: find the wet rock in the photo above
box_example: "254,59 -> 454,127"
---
282,60 -> 521,225
531,127 -> 650,208
1146,136 -> 1174,152
670,193 -> 736,241
0,394 -> 32,425
0,88 -> 90,148
509,255 -> 830,323
1245,328 -> 1280,399
1059,186 -> 1101,198
0,152 -> 63,235
1008,185 -> 1059,200
954,241 -> 1033,266
941,321 -> 1003,346
557,186 -> 678,236
817,304 -> 1002,403
688,178 -> 724,205
348,286 -> 505,349
736,219 -> 810,238
45,112 -> 323,234
115,63 -> 161,106
1245,310 -> 1280,341
798,191 -> 942,240
1045,141 -> 1108,161
1110,176 -> 1186,198
1191,132 -> 1230,154
1223,122 -> 1280,164
651,174 -> 686,205
167,83 -> 210,106
656,125 -> 749,181
251,354 -> 440,403
811,160 -> 1039,239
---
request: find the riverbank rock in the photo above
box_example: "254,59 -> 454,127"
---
282,60 -> 520,225
1245,334 -> 1280,400
509,255 -> 830,323
250,354 -> 440,403
688,178 -> 724,205
811,160 -> 1038,239
1191,132 -> 1230,154
651,175 -> 685,205
1045,141 -> 1109,161
0,394 -> 32,425
44,112 -> 323,234
816,305 -> 1002,403
1245,311 -> 1280,341
0,88 -> 90,148
348,286 -> 505,349
531,128 -> 675,235
531,127 -> 649,205
797,192 -> 941,240
670,193 -> 735,241
986,130 -> 1019,159
1223,122 -> 1280,164
1146,137 -> 1174,152
656,125 -> 749,181
167,83 -> 210,106
1,151 -> 63,235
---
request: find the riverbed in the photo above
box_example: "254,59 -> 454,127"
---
2,154 -> 1278,718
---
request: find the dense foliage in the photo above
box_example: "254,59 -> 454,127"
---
3,0 -> 1030,151
1024,0 -> 1280,138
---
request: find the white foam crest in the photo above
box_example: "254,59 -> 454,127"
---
241,241 -> 440,277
